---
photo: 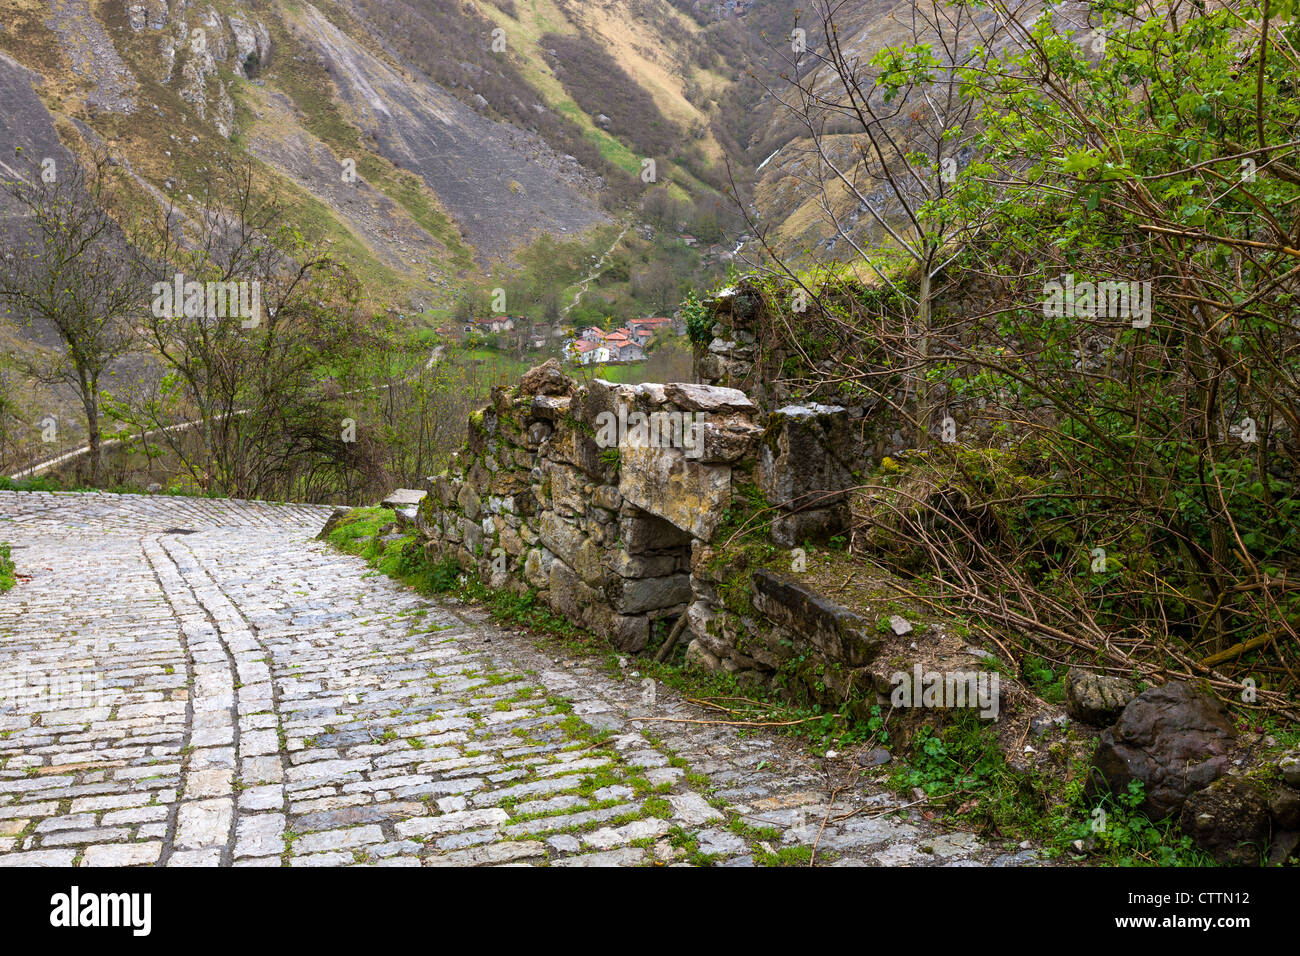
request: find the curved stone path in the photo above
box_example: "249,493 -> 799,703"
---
0,491 -> 1042,867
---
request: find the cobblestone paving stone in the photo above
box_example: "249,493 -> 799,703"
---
0,491 -> 1044,867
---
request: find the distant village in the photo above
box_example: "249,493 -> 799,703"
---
565,317 -> 674,364
446,314 -> 682,366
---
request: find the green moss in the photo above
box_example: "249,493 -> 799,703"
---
0,543 -> 14,593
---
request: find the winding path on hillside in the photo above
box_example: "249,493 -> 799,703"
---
8,345 -> 445,482
0,491 -> 1043,867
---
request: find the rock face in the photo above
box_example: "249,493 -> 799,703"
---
1064,668 -> 1138,726
1089,681 -> 1236,820
125,1 -> 274,137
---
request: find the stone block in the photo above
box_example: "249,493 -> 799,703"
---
750,569 -> 881,668
619,446 -> 731,541
757,403 -> 855,512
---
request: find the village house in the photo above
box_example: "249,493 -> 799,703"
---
464,316 -> 517,334
626,316 -> 672,345
567,339 -> 611,365
599,328 -> 641,363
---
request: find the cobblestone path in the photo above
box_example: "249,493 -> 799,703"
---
0,491 -> 1041,867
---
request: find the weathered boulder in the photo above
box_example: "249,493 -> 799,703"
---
1281,750 -> 1300,787
517,359 -> 575,397
1269,785 -> 1300,829
758,404 -> 854,507
1064,668 -> 1139,726
456,483 -> 481,521
317,506 -> 353,539
525,420 -> 554,449
548,559 -> 598,622
1089,681 -> 1236,819
604,550 -> 682,579
543,460 -> 591,518
585,604 -> 651,652
459,517 -> 483,555
685,638 -> 721,670
523,547 -> 555,589
698,414 -> 763,464
663,382 -> 755,414
1179,774 -> 1271,866
610,574 -> 692,615
538,511 -> 588,568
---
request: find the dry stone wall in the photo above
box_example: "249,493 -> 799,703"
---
414,360 -> 875,710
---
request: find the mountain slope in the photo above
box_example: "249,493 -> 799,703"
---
0,0 -> 793,308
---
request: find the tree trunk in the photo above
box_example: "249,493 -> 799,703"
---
82,380 -> 101,486
916,268 -> 932,447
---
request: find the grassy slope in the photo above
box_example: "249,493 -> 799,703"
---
472,0 -> 717,200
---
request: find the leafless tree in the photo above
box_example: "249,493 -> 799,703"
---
0,149 -> 146,482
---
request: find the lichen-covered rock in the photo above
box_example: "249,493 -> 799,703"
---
757,403 -> 854,544
662,382 -> 755,414
618,445 -> 732,540
523,547 -> 554,589
517,359 -> 575,397
1064,668 -> 1138,726
698,414 -> 763,464
1089,681 -> 1236,819
750,569 -> 881,668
